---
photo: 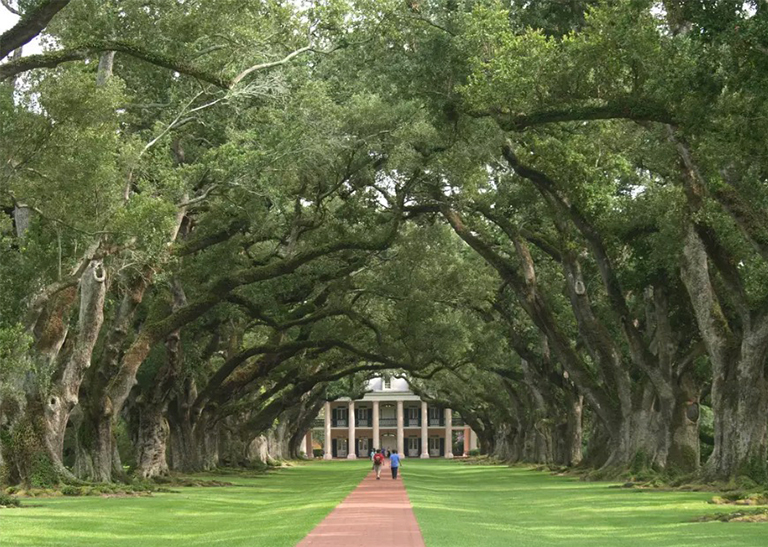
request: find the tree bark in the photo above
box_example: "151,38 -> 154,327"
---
73,272 -> 149,482
3,261 -> 105,486
680,222 -> 768,482
133,280 -> 187,479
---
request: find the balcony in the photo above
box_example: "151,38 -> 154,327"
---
379,418 -> 397,427
357,419 -> 371,427
332,419 -> 348,427
404,419 -> 421,427
429,419 -> 445,427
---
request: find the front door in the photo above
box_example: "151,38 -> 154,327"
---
429,436 -> 441,457
358,437 -> 369,457
381,434 -> 396,453
408,437 -> 419,457
337,438 -> 348,458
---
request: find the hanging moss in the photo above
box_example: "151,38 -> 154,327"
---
667,445 -> 699,477
737,456 -> 767,488
3,408 -> 62,488
630,451 -> 651,475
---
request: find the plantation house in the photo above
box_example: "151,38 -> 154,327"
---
307,376 -> 478,459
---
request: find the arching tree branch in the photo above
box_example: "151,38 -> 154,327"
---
0,0 -> 70,60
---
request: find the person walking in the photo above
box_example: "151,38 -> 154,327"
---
389,449 -> 401,479
370,448 -> 376,469
373,449 -> 385,480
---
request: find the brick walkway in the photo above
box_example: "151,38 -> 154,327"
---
296,462 -> 425,547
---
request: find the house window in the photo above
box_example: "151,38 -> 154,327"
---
357,408 -> 370,427
333,407 -> 348,427
429,407 -> 441,425
407,407 -> 419,426
383,377 -> 391,389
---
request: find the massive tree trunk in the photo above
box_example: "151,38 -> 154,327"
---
563,393 -> 583,466
286,396 -> 326,460
167,387 -> 221,473
133,280 -> 187,479
493,421 -> 521,461
45,261 -> 106,463
670,130 -> 768,482
3,261 -> 106,486
680,224 -> 768,482
167,401 -> 197,472
441,205 -> 624,464
667,372 -> 701,473
501,146 -> 702,475
71,405 -> 121,483
133,403 -> 171,479
73,272 -> 149,482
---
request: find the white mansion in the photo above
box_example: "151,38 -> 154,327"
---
308,376 -> 478,459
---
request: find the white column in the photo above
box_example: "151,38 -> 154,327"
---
396,400 -> 404,456
463,426 -> 470,456
420,401 -> 429,458
372,401 -> 380,450
444,408 -> 454,459
470,428 -> 478,451
323,402 -> 332,460
347,401 -> 357,459
300,434 -> 308,456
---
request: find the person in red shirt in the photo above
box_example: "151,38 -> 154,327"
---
373,449 -> 385,480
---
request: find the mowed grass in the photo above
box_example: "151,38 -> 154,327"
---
403,460 -> 767,547
0,460 -> 369,547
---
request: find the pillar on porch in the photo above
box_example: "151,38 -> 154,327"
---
396,400 -> 404,456
420,401 -> 429,458
372,401 -> 380,450
470,428 -> 478,451
347,400 -> 357,459
463,426 -> 471,457
324,401 -> 332,460
444,408 -> 454,459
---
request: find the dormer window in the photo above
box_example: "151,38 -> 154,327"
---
383,376 -> 392,390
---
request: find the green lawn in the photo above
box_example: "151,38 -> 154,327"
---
4,459 -> 767,547
0,461 -> 369,547
403,460 -> 767,547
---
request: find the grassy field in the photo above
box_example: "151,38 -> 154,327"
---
403,460 -> 767,547
4,459 -> 767,547
0,461 -> 369,547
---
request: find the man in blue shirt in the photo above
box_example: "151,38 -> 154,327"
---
389,450 -> 401,479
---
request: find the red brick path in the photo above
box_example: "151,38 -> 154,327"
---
296,463 -> 425,546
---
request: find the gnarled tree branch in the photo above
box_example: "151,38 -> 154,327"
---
0,0 -> 70,61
